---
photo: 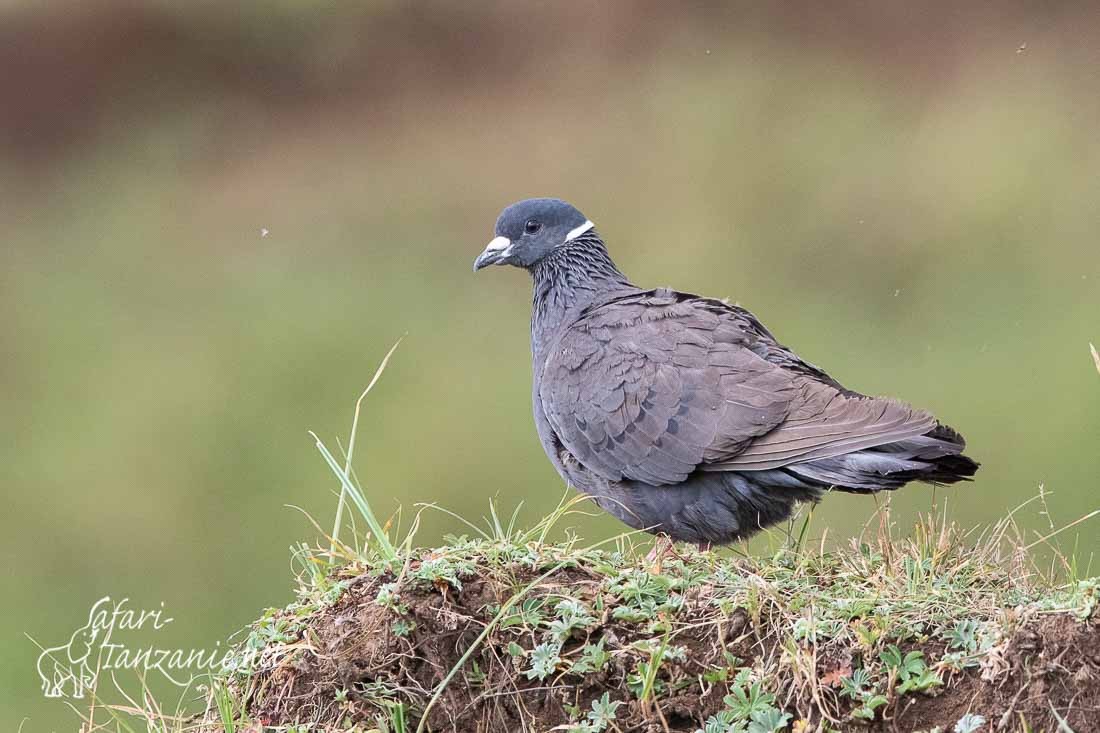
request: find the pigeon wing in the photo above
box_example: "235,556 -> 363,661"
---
538,290 -> 795,485
540,290 -> 939,484
702,380 -> 937,471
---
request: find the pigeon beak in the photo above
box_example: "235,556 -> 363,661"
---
473,236 -> 513,271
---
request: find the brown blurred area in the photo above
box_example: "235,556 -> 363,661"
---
3,1 -> 1098,166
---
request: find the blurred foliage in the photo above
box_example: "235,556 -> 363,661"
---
2,2 -> 1098,730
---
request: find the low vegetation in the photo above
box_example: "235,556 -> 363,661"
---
182,491 -> 1096,733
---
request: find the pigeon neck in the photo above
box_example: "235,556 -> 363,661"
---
529,237 -> 636,355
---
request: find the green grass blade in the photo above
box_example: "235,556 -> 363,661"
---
312,431 -> 397,562
330,336 -> 404,552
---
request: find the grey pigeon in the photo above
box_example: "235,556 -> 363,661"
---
474,198 -> 978,545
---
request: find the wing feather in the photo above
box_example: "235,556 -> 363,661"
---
539,290 -> 935,485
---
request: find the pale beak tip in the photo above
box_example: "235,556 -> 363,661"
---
473,236 -> 512,272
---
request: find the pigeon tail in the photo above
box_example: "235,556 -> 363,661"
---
783,422 -> 979,494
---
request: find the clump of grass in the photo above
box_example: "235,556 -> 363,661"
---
315,336 -> 404,563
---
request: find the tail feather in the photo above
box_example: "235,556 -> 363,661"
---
783,422 -> 978,495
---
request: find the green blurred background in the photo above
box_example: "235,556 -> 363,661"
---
3,1 -> 1098,729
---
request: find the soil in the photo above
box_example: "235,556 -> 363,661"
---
244,567 -> 1100,732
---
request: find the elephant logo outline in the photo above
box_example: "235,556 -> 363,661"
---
34,597 -> 110,699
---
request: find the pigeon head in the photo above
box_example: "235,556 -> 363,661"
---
473,198 -> 594,272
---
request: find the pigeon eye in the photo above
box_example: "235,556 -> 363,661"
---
524,220 -> 542,235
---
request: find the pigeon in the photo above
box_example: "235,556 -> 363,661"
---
474,198 -> 978,545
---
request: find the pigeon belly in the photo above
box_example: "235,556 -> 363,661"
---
548,439 -> 823,544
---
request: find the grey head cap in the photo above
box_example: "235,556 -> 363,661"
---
473,198 -> 594,272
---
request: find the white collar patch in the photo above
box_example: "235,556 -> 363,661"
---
565,220 -> 594,241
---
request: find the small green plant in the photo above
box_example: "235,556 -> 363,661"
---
839,668 -> 888,721
724,671 -> 777,720
880,646 -> 943,694
570,638 -> 611,674
586,693 -> 623,731
411,554 -> 476,590
940,618 -> 992,671
697,671 -> 788,733
525,641 -> 562,681
850,694 -> 889,721
500,597 -> 547,628
945,619 -> 981,652
699,714 -> 747,733
748,708 -> 792,733
549,598 -> 596,641
612,603 -> 656,623
560,692 -> 625,732
838,668 -> 871,700
607,568 -> 682,624
954,713 -> 987,733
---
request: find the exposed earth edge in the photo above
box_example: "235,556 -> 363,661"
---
223,559 -> 1100,733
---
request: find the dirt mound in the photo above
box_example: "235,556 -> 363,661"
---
223,540 -> 1098,732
